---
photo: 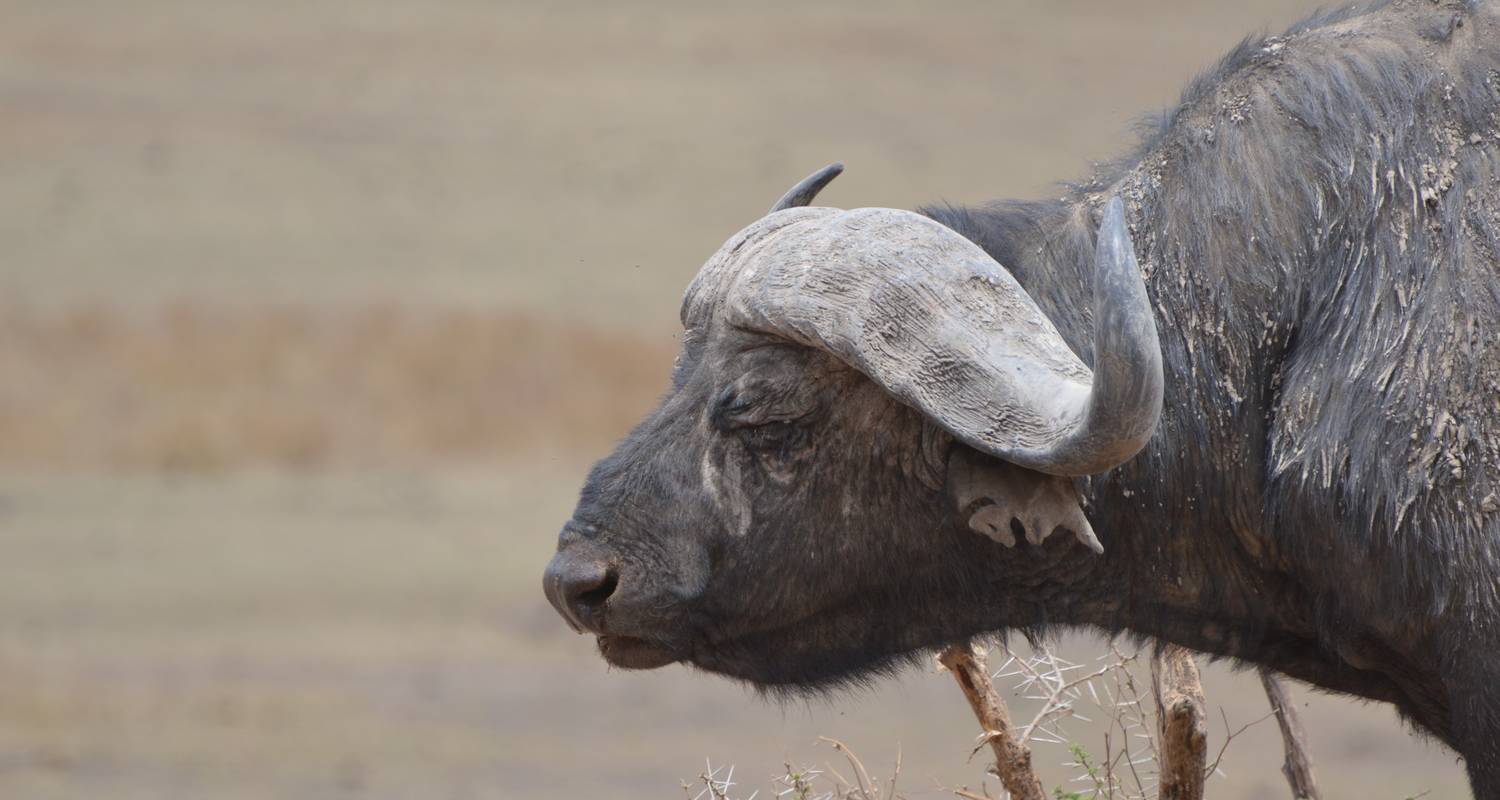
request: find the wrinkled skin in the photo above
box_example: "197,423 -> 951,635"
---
559,337 -> 982,687
554,313 -> 1134,691
551,275 -> 1161,693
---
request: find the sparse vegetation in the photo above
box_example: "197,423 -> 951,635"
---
677,643 -> 1263,800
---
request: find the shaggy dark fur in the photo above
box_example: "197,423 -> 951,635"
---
927,0 -> 1500,788
552,1 -> 1500,794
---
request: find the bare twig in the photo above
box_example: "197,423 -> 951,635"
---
937,644 -> 1047,800
887,744 -> 902,800
1203,706 -> 1276,781
823,762 -> 855,793
1259,669 -> 1322,800
1152,645 -> 1207,800
818,737 -> 874,800
1104,727 -> 1117,796
1111,644 -> 1158,797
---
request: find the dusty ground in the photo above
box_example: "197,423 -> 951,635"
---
0,1 -> 1475,797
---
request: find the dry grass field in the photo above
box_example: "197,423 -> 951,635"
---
0,1 -> 1476,798
0,305 -> 672,469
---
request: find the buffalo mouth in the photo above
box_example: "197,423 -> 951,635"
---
596,635 -> 681,669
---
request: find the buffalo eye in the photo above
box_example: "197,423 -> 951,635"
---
710,386 -> 753,431
741,419 -> 802,454
709,375 -> 815,463
709,389 -> 809,460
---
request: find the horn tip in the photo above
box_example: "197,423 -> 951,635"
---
1096,195 -> 1137,271
1101,195 -> 1127,234
768,162 -> 847,213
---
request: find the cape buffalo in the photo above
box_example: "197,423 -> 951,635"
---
544,1 -> 1500,792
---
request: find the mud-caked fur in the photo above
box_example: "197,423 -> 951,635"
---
558,1 -> 1500,793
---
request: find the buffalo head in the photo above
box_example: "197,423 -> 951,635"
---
543,165 -> 1162,688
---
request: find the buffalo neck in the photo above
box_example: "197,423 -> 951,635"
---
925,198 -> 1315,665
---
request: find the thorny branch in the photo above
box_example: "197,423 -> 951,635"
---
681,640 -> 1309,800
937,643 -> 1048,800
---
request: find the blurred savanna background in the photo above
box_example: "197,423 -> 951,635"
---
0,1 -> 1471,798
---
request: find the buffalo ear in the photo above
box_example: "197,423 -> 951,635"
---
947,448 -> 1103,554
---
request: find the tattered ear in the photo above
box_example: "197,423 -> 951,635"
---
948,449 -> 1103,554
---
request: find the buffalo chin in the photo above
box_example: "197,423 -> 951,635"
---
684,633 -> 935,697
597,635 -> 680,669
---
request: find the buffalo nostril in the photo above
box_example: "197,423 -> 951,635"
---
546,557 -> 619,632
573,568 -> 619,610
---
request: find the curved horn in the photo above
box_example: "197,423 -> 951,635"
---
696,195 -> 1162,476
768,162 -> 844,213
1060,196 -> 1164,471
